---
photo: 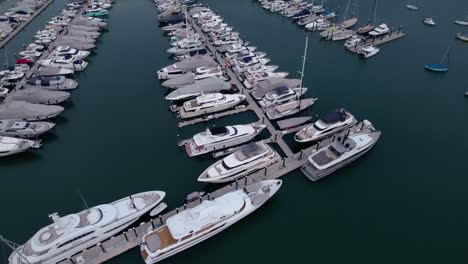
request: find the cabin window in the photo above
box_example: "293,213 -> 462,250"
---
57,231 -> 95,248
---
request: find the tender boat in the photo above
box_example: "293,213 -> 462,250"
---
0,120 -> 55,138
295,109 -> 357,143
423,18 -> 436,26
184,123 -> 266,157
9,191 -> 166,264
198,142 -> 281,183
457,33 -> 468,42
301,122 -> 380,181
258,86 -> 307,108
266,98 -> 317,120
179,93 -> 246,119
425,64 -> 448,72
406,4 -> 418,10
357,45 -> 380,58
368,23 -> 389,36
454,16 -> 468,26
276,116 -> 313,130
141,180 -> 282,264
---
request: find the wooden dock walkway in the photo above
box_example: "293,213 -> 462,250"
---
0,0 -> 56,49
346,31 -> 406,53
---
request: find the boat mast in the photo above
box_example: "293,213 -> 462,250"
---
342,0 -> 351,23
0,236 -> 32,264
299,35 -> 308,90
441,46 -> 450,65
371,0 -> 377,26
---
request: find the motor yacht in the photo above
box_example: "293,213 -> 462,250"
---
0,69 -> 25,82
19,50 -> 42,58
51,46 -> 91,60
301,122 -> 380,181
140,180 -> 282,264
357,45 -> 380,58
0,120 -> 55,138
258,86 -> 307,108
305,19 -> 331,30
0,136 -> 39,157
368,23 -> 389,36
38,56 -> 88,71
9,191 -> 166,264
295,109 -> 357,143
185,123 -> 266,157
179,93 -> 246,119
198,142 -> 281,183
266,98 -> 317,120
26,76 -> 78,90
165,78 -> 231,101
244,71 -> 289,88
344,35 -> 362,49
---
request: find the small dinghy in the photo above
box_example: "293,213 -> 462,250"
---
456,33 -> 468,42
276,116 -> 313,130
454,15 -> 468,26
423,18 -> 435,26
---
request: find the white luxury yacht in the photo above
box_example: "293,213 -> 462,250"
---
198,142 -> 281,183
179,93 -> 246,119
357,45 -> 380,58
266,98 -> 317,120
185,123 -> 266,157
295,109 -> 357,143
51,46 -> 91,60
258,86 -> 307,108
368,24 -> 390,36
0,136 -> 40,157
9,191 -> 166,264
301,124 -> 381,181
141,180 -> 282,264
38,56 -> 88,71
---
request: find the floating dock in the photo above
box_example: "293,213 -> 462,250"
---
0,0 -> 56,49
346,31 -> 406,53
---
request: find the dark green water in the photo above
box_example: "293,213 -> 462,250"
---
1,0 -> 468,263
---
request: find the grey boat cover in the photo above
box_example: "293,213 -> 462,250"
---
162,72 -> 195,88
9,6 -> 34,13
69,25 -> 100,32
73,19 -> 107,28
25,79 -> 78,90
9,89 -> 70,105
0,101 -> 64,120
165,78 -> 231,100
57,36 -> 96,43
188,7 -> 210,16
173,55 -> 217,72
251,78 -> 301,100
67,29 -> 100,38
53,40 -> 95,50
35,67 -> 74,76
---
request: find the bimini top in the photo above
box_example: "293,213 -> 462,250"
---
320,110 -> 346,124
235,143 -> 265,161
166,192 -> 245,240
273,86 -> 290,95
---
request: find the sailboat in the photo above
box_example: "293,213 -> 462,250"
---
454,15 -> 468,26
340,0 -> 358,29
357,0 -> 376,34
425,46 -> 450,72
406,0 -> 419,10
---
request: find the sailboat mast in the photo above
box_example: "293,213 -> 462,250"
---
0,236 -> 32,264
342,0 -> 351,23
371,0 -> 378,25
300,35 -> 308,89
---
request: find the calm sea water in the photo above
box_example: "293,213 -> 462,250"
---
1,0 -> 467,263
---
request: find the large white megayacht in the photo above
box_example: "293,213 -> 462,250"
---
301,120 -> 381,181
184,122 -> 267,157
141,180 -> 282,264
198,142 -> 281,183
295,109 -> 357,143
8,191 -> 166,264
178,93 -> 246,119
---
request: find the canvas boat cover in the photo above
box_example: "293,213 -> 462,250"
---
251,78 -> 301,99
161,72 -> 195,88
9,89 -> 70,104
165,78 -> 231,100
9,6 -> 35,13
173,55 -> 217,72
0,101 -> 64,120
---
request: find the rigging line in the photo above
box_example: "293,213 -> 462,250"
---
77,189 -> 89,209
